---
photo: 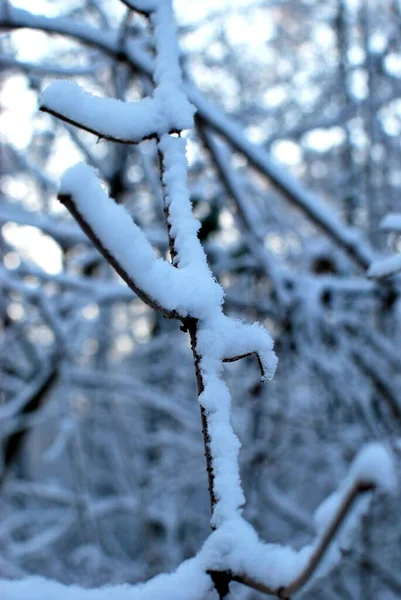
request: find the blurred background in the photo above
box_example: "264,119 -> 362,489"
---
1,0 -> 401,597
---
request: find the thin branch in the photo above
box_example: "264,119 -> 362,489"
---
230,482 -> 374,598
223,352 -> 265,380
58,192 -> 180,319
119,0 -> 152,17
40,105 -> 180,145
1,364 -> 59,487
187,319 -> 217,513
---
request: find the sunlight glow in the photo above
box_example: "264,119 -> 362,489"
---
2,224 -> 63,274
0,75 -> 37,148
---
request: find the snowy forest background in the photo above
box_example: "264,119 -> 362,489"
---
1,0 -> 401,598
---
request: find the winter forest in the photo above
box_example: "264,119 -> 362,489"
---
0,0 -> 401,598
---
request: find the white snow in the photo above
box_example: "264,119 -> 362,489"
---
150,1 -> 195,129
0,559 -> 212,600
349,442 -> 396,491
58,155 -> 277,528
309,442 -> 396,583
367,253 -> 401,278
7,3 -> 391,600
201,516 -> 313,590
0,518 -> 313,599
159,135 -> 211,271
40,0 -> 194,143
146,141 -> 276,526
60,163 -> 180,310
10,475 -> 399,600
58,163 -> 224,318
50,0 -> 278,533
315,443 -> 395,533
41,81 -> 190,143
380,212 -> 401,232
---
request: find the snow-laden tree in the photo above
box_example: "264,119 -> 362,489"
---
0,0 -> 400,598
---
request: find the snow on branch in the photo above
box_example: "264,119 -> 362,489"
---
214,443 -> 396,598
367,253 -> 401,279
2,0 -> 397,598
58,163 -> 183,318
380,213 -> 401,233
40,0 -> 194,143
1,3 -> 377,270
0,559 -> 213,600
41,83 -> 174,144
2,444 -> 395,599
367,212 -> 401,278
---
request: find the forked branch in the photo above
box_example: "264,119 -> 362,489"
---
231,481 -> 375,598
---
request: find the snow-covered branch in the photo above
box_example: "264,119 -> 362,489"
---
1,1 -> 399,598
367,212 -> 401,278
1,443 -> 395,598
0,2 -> 377,269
